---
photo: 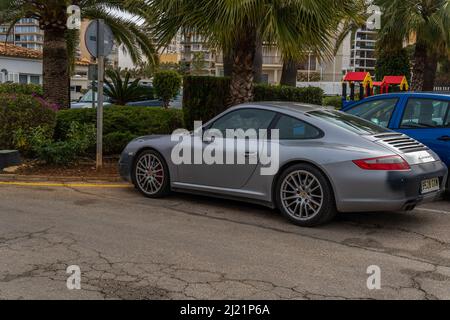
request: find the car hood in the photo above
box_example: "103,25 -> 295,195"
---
70,102 -> 112,109
133,135 -> 168,142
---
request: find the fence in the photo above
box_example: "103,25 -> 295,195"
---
296,82 -> 341,96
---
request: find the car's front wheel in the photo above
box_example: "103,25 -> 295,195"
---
275,164 -> 336,227
132,150 -> 170,198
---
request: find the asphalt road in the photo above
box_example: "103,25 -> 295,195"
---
1,182 -> 450,300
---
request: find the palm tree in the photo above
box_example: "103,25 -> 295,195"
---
150,0 -> 363,106
376,0 -> 450,91
104,68 -> 150,105
0,0 -> 157,108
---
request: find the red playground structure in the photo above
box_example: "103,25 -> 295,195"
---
342,72 -> 409,108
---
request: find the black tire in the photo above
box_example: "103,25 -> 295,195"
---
275,163 -> 337,227
132,150 -> 170,198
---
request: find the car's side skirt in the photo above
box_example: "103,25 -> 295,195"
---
171,182 -> 275,209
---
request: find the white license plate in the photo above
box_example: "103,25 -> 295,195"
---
421,178 -> 440,194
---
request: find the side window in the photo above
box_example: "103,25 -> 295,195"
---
346,98 -> 398,128
273,115 -> 322,140
401,99 -> 450,128
210,109 -> 276,136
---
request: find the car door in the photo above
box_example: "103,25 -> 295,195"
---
395,98 -> 450,166
177,108 -> 276,189
344,97 -> 400,128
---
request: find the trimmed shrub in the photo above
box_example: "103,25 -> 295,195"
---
55,106 -> 184,154
322,96 -> 343,109
254,84 -> 324,105
0,94 -> 56,153
183,76 -> 231,130
0,83 -> 43,96
182,76 -> 324,130
153,70 -> 182,108
103,131 -> 137,155
15,122 -> 95,165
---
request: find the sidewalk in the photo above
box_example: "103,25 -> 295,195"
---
0,173 -> 123,183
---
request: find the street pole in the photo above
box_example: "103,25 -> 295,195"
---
96,19 -> 105,170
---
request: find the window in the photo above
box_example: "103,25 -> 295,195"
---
273,115 -> 322,140
347,98 -> 398,128
19,74 -> 28,84
401,99 -> 450,128
29,75 -> 40,84
309,110 -> 390,135
210,109 -> 276,137
261,74 -> 269,84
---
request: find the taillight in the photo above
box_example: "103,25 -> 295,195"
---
353,155 -> 410,171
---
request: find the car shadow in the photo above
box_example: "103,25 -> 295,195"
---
156,191 -> 433,232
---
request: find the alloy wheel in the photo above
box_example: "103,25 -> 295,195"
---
135,153 -> 165,195
280,170 -> 324,221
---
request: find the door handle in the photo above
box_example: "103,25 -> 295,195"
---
438,135 -> 450,141
244,152 -> 257,158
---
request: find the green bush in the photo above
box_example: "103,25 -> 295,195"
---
254,84 -> 324,105
0,94 -> 56,153
183,76 -> 231,130
153,70 -> 182,108
103,131 -> 137,155
55,106 -> 184,154
17,122 -> 95,165
182,76 -> 324,130
322,96 -> 343,109
0,83 -> 43,96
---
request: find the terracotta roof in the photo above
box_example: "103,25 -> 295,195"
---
0,43 -> 91,66
76,57 -> 91,66
0,42 -> 42,60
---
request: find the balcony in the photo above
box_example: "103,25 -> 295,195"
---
263,56 -> 282,65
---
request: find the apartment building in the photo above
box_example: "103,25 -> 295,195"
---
180,32 -> 216,76
0,18 -> 44,51
350,26 -> 377,74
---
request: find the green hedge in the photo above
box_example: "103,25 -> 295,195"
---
254,84 -> 324,105
183,76 -> 230,129
322,96 -> 343,109
55,106 -> 184,155
182,77 -> 324,129
0,83 -> 43,96
0,94 -> 56,152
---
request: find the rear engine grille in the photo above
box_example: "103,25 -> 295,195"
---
373,133 -> 429,153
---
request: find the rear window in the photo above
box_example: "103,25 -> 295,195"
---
308,110 -> 391,135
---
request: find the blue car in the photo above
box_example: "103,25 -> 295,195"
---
342,93 -> 450,187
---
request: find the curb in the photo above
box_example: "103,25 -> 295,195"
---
0,173 -> 124,184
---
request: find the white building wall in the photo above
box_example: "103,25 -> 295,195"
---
0,56 -> 42,84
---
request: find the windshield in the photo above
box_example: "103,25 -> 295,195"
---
308,109 -> 391,135
79,89 -> 111,103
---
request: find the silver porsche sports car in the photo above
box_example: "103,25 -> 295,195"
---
119,102 -> 448,227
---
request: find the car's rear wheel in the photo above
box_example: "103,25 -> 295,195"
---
133,150 -> 170,198
276,164 -> 336,227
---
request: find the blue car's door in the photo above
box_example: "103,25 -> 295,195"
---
393,97 -> 450,167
